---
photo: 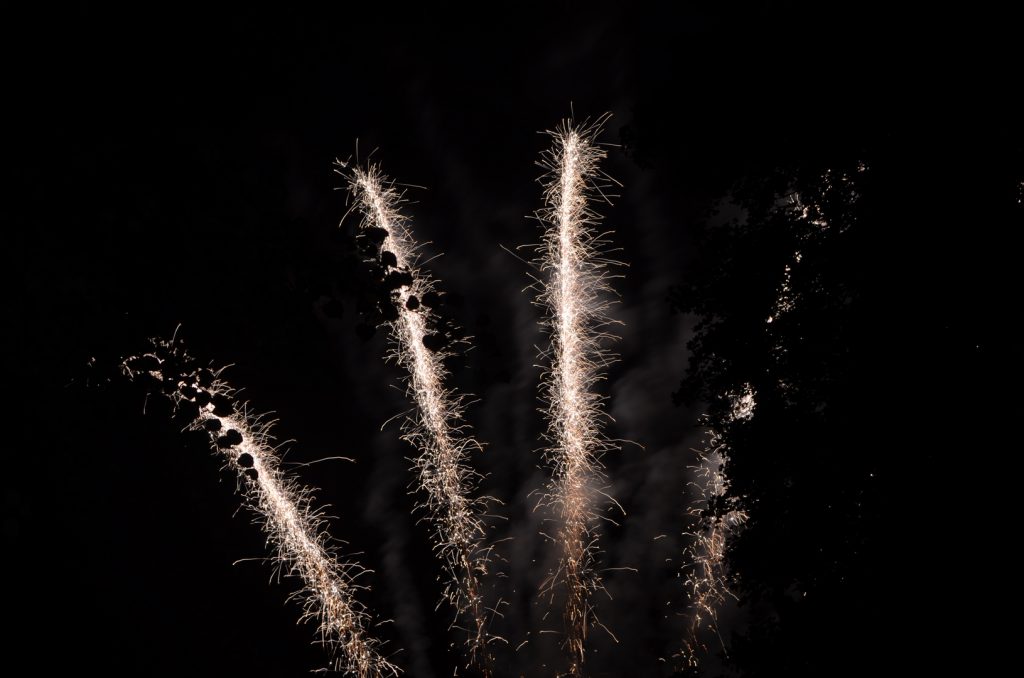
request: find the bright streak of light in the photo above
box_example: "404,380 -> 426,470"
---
343,164 -> 495,672
680,433 -> 747,666
123,339 -> 399,678
533,116 -> 622,675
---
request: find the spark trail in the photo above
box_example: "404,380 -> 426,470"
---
123,338 -> 398,678
533,117 -> 621,675
680,432 -> 746,668
343,164 -> 494,672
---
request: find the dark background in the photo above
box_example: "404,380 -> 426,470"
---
7,4 -> 1018,676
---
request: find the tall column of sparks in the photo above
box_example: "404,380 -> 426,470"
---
123,339 -> 398,678
533,117 -> 621,675
344,165 -> 494,671
680,434 -> 746,667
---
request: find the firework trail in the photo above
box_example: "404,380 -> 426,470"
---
680,432 -> 746,668
532,116 -> 622,675
343,163 -> 495,672
122,337 -> 399,678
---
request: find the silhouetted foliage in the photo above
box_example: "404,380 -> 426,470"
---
217,429 -> 244,448
211,394 -> 234,417
422,333 -> 446,353
669,126 -> 1019,676
383,269 -> 414,290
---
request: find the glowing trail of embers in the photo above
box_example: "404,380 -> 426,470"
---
680,433 -> 746,667
344,165 -> 495,672
532,117 -> 622,675
123,338 -> 399,678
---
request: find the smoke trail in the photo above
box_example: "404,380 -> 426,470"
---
122,337 -> 399,678
532,116 -> 622,675
342,164 -> 495,672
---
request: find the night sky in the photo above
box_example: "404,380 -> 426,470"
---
8,5 -> 1019,676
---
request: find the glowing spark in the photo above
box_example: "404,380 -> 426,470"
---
680,433 -> 746,667
123,338 -> 399,678
343,164 -> 495,671
533,116 -> 622,674
727,383 -> 757,422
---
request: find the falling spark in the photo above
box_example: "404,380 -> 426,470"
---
122,337 -> 399,678
680,431 -> 747,668
532,116 -> 622,675
343,163 -> 495,671
680,389 -> 752,666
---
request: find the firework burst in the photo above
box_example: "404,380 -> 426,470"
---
110,117 -> 756,676
531,116 -> 623,675
343,163 -> 496,672
122,337 -> 399,678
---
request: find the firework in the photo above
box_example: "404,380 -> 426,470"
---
123,338 -> 399,678
343,164 -> 495,671
680,433 -> 746,667
532,116 -> 622,675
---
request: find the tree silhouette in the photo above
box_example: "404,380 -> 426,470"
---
668,125 -> 1019,675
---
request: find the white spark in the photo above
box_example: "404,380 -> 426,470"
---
123,340 -> 398,677
728,383 -> 757,422
680,435 -> 746,668
344,165 -> 496,673
532,116 -> 622,675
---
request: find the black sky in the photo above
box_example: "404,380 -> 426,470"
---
7,4 -> 1019,676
